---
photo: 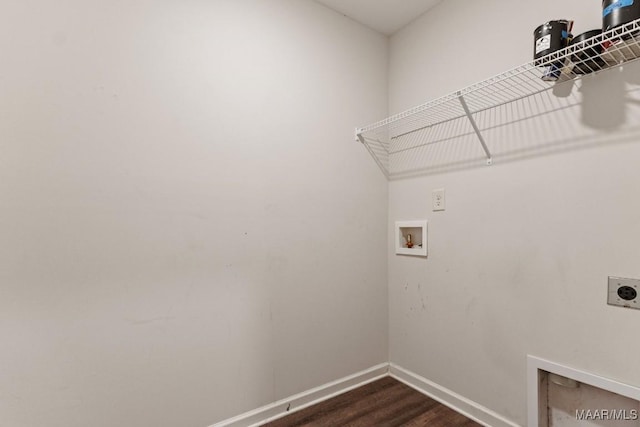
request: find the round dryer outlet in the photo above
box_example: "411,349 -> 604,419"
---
608,277 -> 640,310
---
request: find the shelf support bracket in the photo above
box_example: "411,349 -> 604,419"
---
457,91 -> 493,165
355,128 -> 390,179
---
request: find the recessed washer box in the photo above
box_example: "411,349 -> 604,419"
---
395,220 -> 427,257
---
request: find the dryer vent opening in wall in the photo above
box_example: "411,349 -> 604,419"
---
546,374 -> 639,426
528,357 -> 640,427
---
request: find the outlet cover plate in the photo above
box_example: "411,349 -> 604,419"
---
432,189 -> 445,211
608,277 -> 640,310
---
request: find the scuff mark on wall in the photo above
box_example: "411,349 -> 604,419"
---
126,316 -> 176,326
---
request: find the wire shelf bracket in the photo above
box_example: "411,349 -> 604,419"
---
457,91 -> 493,165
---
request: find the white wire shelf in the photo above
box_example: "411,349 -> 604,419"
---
356,18 -> 640,180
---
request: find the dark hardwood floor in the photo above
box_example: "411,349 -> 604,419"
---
261,376 -> 483,427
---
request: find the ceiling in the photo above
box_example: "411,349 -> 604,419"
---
313,0 -> 443,35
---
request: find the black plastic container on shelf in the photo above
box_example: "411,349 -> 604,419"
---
570,30 -> 606,74
534,20 -> 574,67
603,0 -> 640,33
534,20 -> 573,81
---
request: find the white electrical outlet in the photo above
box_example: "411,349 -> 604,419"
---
608,277 -> 640,310
432,188 -> 445,211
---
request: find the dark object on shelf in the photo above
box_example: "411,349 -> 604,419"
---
534,20 -> 574,66
603,0 -> 640,35
570,29 -> 606,74
542,62 -> 563,81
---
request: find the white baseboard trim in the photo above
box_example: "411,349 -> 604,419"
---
210,363 -> 389,427
389,363 -> 520,427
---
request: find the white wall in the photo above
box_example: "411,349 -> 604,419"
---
0,1 -> 388,426
388,1 -> 640,425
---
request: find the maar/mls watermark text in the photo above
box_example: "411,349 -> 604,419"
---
576,409 -> 639,421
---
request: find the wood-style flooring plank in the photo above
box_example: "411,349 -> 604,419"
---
261,377 -> 483,427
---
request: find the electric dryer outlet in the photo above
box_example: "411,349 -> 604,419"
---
608,277 -> 640,310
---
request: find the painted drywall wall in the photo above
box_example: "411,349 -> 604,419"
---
388,1 -> 640,425
0,1 -> 388,426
